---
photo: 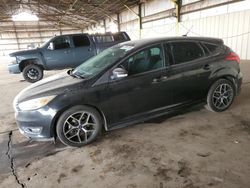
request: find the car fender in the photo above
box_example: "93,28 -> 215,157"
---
208,66 -> 238,91
18,53 -> 45,71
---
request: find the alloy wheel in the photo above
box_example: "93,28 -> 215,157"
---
63,111 -> 97,144
212,83 -> 234,110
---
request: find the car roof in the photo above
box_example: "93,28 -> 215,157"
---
121,36 -> 223,49
56,32 -> 126,37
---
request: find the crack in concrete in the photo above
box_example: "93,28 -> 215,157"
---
5,131 -> 25,188
0,128 -> 19,135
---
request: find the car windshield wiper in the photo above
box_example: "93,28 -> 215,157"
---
67,69 -> 86,79
73,71 -> 86,79
67,69 -> 75,77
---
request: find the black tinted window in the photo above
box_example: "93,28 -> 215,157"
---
53,36 -> 70,50
203,43 -> 219,53
121,46 -> 164,75
164,43 -> 174,65
96,35 -> 113,43
201,43 -> 210,55
113,33 -> 125,41
171,42 -> 204,64
73,35 -> 90,47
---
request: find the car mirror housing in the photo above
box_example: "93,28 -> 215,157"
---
48,42 -> 55,50
111,68 -> 128,80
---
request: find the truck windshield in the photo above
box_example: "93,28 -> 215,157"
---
72,44 -> 134,78
40,37 -> 53,48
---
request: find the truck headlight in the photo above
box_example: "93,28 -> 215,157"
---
18,95 -> 56,111
9,56 -> 17,64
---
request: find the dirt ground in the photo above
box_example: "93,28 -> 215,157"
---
0,57 -> 250,188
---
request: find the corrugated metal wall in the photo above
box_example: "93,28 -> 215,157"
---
97,0 -> 250,60
118,5 -> 139,39
180,8 -> 250,60
0,21 -> 82,56
1,0 -> 250,60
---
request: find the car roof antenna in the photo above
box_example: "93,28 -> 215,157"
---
183,25 -> 193,37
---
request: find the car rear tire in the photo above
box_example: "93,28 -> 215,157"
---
56,105 -> 103,147
23,64 -> 43,83
206,79 -> 235,112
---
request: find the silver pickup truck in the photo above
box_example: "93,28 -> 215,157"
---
8,32 -> 130,82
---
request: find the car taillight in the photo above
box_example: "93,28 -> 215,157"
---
225,52 -> 240,64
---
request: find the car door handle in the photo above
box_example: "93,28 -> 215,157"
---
203,64 -> 210,70
64,50 -> 70,54
152,78 -> 159,84
152,76 -> 168,84
160,76 -> 168,81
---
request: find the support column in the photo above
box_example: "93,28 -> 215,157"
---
124,4 -> 142,39
117,13 -> 120,32
59,26 -> 62,35
12,21 -> 20,50
103,19 -> 107,33
37,0 -> 42,45
176,0 -> 182,22
138,3 -> 142,39
172,0 -> 182,35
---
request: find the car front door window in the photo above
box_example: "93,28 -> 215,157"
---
120,46 -> 164,76
105,45 -> 176,127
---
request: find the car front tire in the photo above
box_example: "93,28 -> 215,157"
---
22,64 -> 43,83
206,79 -> 235,112
56,105 -> 103,147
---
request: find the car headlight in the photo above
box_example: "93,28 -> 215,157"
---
9,56 -> 17,64
18,95 -> 56,111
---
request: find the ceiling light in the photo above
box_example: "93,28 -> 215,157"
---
12,12 -> 39,21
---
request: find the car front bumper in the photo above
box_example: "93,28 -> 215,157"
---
8,63 -> 21,74
15,106 -> 57,140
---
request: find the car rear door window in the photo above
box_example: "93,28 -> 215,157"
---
170,42 -> 204,64
121,45 -> 164,76
72,35 -> 90,47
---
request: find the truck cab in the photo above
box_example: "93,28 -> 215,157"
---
8,32 -> 130,83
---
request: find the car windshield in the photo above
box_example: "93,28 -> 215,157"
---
72,43 -> 134,78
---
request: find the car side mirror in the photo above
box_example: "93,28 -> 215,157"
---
48,42 -> 55,50
111,68 -> 128,80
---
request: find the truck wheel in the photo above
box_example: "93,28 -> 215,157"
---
23,64 -> 43,83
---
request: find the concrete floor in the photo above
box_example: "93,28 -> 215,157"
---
0,58 -> 250,188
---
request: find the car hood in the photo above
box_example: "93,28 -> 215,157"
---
15,71 -> 85,103
9,49 -> 40,57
